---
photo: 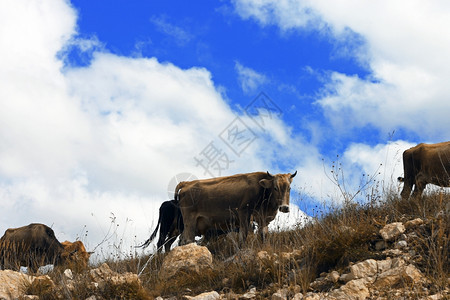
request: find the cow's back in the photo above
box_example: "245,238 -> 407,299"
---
179,172 -> 264,208
420,142 -> 450,185
0,223 -> 64,271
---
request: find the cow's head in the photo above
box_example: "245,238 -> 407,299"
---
61,240 -> 92,271
259,171 -> 297,213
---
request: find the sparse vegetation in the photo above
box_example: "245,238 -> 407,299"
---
6,182 -> 449,299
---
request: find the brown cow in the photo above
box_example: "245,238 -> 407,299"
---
137,199 -> 245,252
0,223 -> 91,272
175,171 -> 296,245
61,240 -> 91,271
398,142 -> 450,200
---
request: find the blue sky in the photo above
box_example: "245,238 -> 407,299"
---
1,0 -> 449,257
68,0 -> 368,149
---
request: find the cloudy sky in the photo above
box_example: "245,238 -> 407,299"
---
1,0 -> 448,258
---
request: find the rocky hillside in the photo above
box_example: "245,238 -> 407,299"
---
0,192 -> 448,299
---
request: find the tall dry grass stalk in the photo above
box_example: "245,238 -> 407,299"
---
6,185 -> 449,299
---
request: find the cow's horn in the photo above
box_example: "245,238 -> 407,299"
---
291,171 -> 297,178
266,171 -> 274,178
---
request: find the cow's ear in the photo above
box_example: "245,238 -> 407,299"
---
259,179 -> 272,189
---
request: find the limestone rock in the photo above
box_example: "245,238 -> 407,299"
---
0,270 -> 33,299
63,268 -> 73,280
240,287 -> 257,299
394,240 -> 407,249
376,258 -> 392,274
327,271 -> 340,283
304,293 -> 320,300
380,222 -> 405,241
405,218 -> 423,229
272,292 -> 286,300
374,263 -> 423,288
0,270 -> 56,300
272,288 -> 289,300
160,243 -> 213,279
90,263 -> 140,288
183,291 -> 220,300
22,296 -> 39,300
349,259 -> 377,280
292,293 -> 303,300
329,278 -> 370,300
402,264 -> 424,283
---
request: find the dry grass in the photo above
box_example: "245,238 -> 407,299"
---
13,188 -> 450,299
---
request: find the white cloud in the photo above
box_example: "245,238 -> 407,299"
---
293,140 -> 416,204
342,140 -> 415,190
150,15 -> 192,46
233,0 -> 450,141
232,0 -> 324,32
235,62 -> 269,94
0,0 -> 308,258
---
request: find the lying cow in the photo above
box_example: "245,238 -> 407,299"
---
398,141 -> 450,200
0,223 -> 91,272
175,171 -> 296,246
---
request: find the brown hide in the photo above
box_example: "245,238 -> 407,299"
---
399,142 -> 450,200
0,223 -> 64,272
176,171 -> 296,245
61,240 -> 91,270
0,223 -> 90,272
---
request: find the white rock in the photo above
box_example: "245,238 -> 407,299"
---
160,243 -> 213,280
350,259 -> 378,279
327,271 -> 340,283
64,268 -> 73,280
405,218 -> 423,229
380,222 -> 405,241
395,240 -> 408,249
376,258 -> 392,274
183,291 -> 220,300
329,278 -> 369,300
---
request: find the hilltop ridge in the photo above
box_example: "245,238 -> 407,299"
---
0,191 -> 448,299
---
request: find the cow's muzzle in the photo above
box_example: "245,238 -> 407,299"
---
279,205 -> 290,213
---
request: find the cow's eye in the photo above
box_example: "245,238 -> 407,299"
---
274,187 -> 279,191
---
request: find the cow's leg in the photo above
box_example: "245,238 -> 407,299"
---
411,173 -> 426,199
252,211 -> 267,241
400,179 -> 413,200
156,217 -> 172,252
238,211 -> 250,246
179,216 -> 196,245
400,185 -> 412,200
164,235 -> 178,252
163,226 -> 180,252
411,184 -> 425,199
156,234 -> 166,252
259,224 -> 269,242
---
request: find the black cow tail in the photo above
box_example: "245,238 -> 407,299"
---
136,208 -> 163,249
